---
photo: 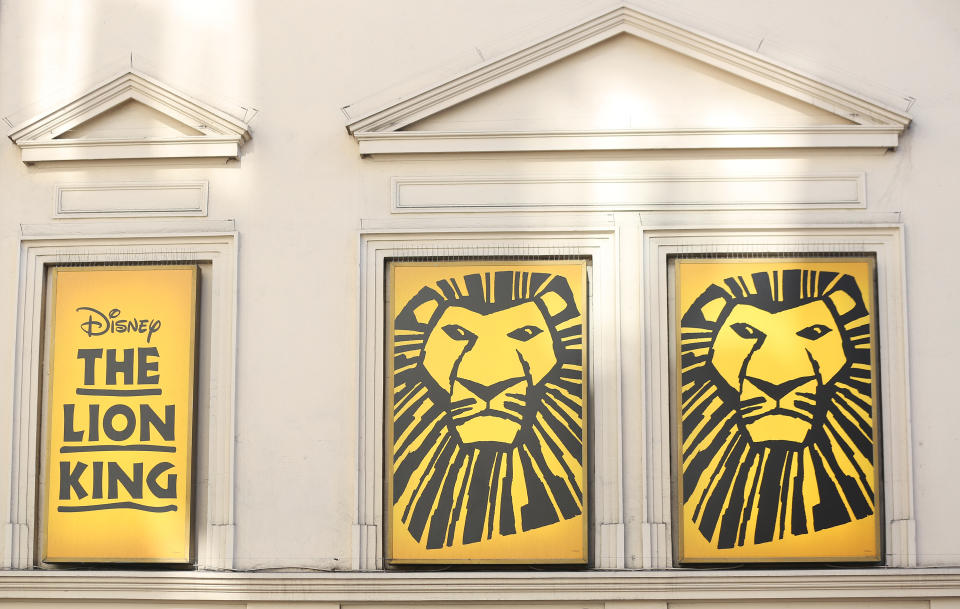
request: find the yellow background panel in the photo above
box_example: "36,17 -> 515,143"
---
44,266 -> 197,563
388,260 -> 587,564
674,257 -> 880,562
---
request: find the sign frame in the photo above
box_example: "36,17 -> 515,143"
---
40,264 -> 199,565
385,258 -> 589,565
672,255 -> 883,564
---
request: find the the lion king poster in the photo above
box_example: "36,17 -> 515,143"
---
674,257 -> 881,563
387,260 -> 587,564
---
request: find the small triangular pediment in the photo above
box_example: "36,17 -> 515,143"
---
8,70 -> 251,162
57,99 -> 205,139
346,4 -> 909,154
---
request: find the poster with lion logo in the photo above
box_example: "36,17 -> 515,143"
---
387,260 -> 587,564
674,257 -> 881,562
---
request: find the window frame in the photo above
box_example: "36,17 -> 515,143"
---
356,223 -> 624,569
639,224 -> 916,568
4,222 -> 238,570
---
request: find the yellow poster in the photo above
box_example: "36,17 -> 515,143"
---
44,266 -> 198,563
387,260 -> 587,563
674,258 -> 881,562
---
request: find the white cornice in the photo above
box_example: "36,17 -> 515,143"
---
0,569 -> 958,601
345,3 -> 910,154
355,126 -> 902,154
8,70 -> 251,163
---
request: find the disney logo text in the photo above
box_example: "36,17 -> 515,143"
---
77,307 -> 162,343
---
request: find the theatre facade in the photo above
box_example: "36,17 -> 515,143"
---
0,0 -> 958,607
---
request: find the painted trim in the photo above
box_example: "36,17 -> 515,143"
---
8,70 -> 250,163
356,127 -> 900,154
345,4 -> 910,154
392,173 -> 866,212
55,181 -> 209,218
5,222 -> 238,570
0,568 -> 957,601
357,225 -> 623,570
20,138 -> 240,162
639,225 -> 915,568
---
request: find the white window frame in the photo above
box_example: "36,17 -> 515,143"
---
640,224 -> 916,568
3,221 -> 238,570
356,220 -> 624,569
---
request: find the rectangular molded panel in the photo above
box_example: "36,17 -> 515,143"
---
55,182 -> 208,217
393,174 -> 864,212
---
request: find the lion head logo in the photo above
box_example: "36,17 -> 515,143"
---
392,268 -> 585,550
679,266 -> 877,551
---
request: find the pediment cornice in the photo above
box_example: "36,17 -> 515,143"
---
8,70 -> 251,163
345,4 -> 910,155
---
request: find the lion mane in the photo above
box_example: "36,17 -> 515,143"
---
679,266 -> 877,550
392,269 -> 584,550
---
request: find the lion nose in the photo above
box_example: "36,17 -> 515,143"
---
458,377 -> 522,403
745,375 -> 813,401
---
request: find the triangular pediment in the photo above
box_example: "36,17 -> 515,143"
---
57,99 -> 206,139
346,4 -> 909,154
8,70 -> 251,162
405,34 -> 855,132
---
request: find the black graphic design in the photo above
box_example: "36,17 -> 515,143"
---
392,268 -> 585,550
679,266 -> 877,551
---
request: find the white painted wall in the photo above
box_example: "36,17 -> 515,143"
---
0,0 -> 958,586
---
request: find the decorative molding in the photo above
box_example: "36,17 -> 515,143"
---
6,222 -> 238,570
890,519 -> 918,568
55,181 -> 209,217
8,70 -> 251,163
357,225 -> 623,569
20,219 -> 237,238
352,523 -> 380,571
393,174 -> 865,212
18,137 -> 243,162
355,127 -> 901,155
639,521 -> 669,569
359,213 -> 617,233
640,224 -> 915,568
598,522 -> 626,569
345,4 -> 910,155
0,568 -> 957,602
635,211 -> 900,227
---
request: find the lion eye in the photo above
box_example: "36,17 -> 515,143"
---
796,324 -> 832,340
507,325 -> 543,341
730,322 -> 765,340
442,324 -> 475,341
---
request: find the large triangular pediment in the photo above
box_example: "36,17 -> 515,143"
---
8,70 -> 251,163
346,5 -> 909,155
405,34 -> 855,132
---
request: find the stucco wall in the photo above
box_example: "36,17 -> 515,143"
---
0,0 -> 958,597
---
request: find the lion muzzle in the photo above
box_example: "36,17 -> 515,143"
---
737,375 -> 819,444
449,376 -> 528,445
